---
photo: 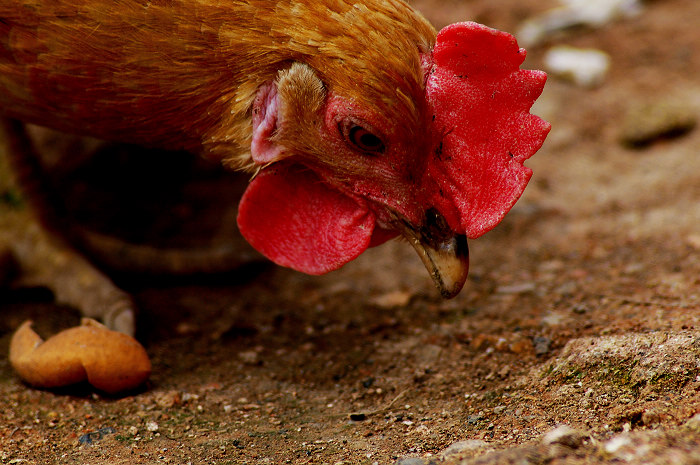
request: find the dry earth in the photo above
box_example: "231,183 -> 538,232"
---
2,0 -> 700,463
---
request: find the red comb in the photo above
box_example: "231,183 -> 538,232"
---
424,22 -> 550,238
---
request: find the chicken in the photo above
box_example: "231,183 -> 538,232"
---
0,1 -> 550,322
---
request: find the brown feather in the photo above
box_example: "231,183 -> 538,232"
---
0,0 -> 435,170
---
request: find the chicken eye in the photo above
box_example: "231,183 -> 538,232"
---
340,120 -> 385,154
349,126 -> 384,152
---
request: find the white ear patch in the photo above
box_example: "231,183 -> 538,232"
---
251,81 -> 283,164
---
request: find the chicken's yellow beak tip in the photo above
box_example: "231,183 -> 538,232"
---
429,236 -> 469,298
400,213 -> 469,299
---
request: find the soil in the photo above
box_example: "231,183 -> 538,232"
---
2,0 -> 700,463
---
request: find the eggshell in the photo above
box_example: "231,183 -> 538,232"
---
9,318 -> 151,394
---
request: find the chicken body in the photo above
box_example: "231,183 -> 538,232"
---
0,0 -> 549,300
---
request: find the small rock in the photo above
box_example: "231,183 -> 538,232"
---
370,290 -> 413,308
78,427 -> 117,445
495,337 -> 510,352
394,458 -> 427,465
572,304 -> 589,314
542,424 -> 588,449
467,414 -> 483,425
238,350 -> 261,365
620,100 -> 697,148
145,421 -> 159,432
154,390 -> 182,408
181,392 -> 199,403
533,336 -> 552,356
683,413 -> 700,432
518,0 -> 643,47
470,334 -> 494,350
510,338 -> 535,355
545,46 -> 610,88
441,439 -> 489,458
603,434 -> 632,454
174,322 -> 200,336
497,282 -> 536,295
686,234 -> 700,251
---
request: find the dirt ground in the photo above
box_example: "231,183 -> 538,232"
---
2,0 -> 700,463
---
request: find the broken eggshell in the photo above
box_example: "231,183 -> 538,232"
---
9,318 -> 151,394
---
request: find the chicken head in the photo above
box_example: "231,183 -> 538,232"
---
238,22 -> 550,297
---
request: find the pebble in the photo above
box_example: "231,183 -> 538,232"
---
154,390 -> 182,408
542,424 -> 588,449
394,458 -> 427,465
620,100 -> 697,148
510,338 -> 534,355
683,413 -> 700,432
181,392 -> 199,403
146,421 -> 159,432
603,434 -> 632,454
467,414 -> 483,425
369,290 -> 413,308
471,334 -> 535,355
687,235 -> 700,251
78,427 -> 117,445
518,0 -> 643,47
238,350 -> 261,365
440,440 -> 490,459
533,336 -> 552,356
685,234 -> 700,251
545,46 -> 610,88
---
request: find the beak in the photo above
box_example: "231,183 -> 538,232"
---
400,210 -> 469,298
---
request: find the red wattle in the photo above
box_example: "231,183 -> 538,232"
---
237,163 -> 377,274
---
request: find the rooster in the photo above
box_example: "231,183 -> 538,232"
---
0,0 -> 550,325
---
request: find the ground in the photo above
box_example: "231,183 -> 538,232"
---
2,0 -> 700,463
